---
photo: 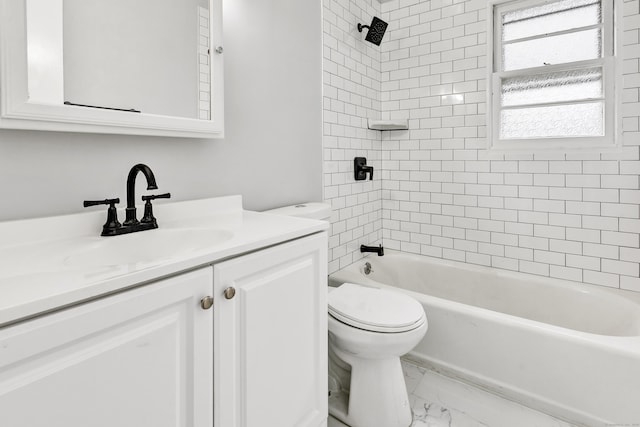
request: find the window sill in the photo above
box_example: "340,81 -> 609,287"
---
487,138 -> 635,159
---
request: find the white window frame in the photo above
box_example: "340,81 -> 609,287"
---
487,0 -> 622,151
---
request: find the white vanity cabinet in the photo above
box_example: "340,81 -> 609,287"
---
213,233 -> 328,427
0,267 -> 215,427
0,231 -> 328,427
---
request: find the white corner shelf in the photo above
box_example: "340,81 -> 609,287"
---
367,119 -> 409,131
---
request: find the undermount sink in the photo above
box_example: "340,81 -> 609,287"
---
64,228 -> 234,267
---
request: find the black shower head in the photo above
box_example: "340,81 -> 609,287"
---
357,16 -> 388,46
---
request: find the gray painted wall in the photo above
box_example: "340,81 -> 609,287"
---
0,0 -> 322,221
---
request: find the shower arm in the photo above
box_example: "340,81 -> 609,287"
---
357,23 -> 370,33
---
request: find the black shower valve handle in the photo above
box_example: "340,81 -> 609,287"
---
354,157 -> 374,181
364,165 -> 374,180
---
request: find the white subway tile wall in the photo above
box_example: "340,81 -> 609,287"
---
323,0 -> 384,273
324,0 -> 640,292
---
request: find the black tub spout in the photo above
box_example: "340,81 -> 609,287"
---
360,244 -> 384,256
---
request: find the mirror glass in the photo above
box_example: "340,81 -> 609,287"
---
26,0 -> 211,120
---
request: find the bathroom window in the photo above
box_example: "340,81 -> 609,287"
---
490,0 -> 618,149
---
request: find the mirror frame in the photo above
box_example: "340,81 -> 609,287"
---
0,0 -> 223,138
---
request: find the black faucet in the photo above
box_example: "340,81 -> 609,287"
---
84,164 -> 171,236
361,244 -> 384,256
124,164 -> 158,227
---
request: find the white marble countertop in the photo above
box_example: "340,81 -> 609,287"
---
0,195 -> 328,327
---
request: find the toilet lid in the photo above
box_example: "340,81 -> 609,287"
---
328,283 -> 426,333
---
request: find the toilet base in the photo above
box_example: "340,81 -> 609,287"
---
328,346 -> 412,427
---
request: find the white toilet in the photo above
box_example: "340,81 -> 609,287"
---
328,283 -> 427,427
264,203 -> 428,427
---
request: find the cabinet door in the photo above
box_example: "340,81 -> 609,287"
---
0,268 -> 214,427
214,233 -> 328,427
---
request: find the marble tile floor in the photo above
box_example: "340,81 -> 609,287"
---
328,359 -> 576,427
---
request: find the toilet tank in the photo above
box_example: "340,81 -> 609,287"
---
263,202 -> 332,221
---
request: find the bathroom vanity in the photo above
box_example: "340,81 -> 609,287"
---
0,196 -> 328,427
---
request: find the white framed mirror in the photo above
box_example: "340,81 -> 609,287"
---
0,0 -> 223,138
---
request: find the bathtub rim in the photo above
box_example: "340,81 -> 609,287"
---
356,249 -> 640,306
329,251 -> 640,349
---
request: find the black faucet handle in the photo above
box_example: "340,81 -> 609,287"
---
83,198 -> 120,208
141,193 -> 171,202
140,193 -> 170,225
83,198 -> 122,236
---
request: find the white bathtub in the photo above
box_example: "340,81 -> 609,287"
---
329,250 -> 640,427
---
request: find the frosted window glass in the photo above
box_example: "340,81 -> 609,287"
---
500,102 -> 604,139
501,68 -> 603,106
503,0 -> 601,41
502,28 -> 601,71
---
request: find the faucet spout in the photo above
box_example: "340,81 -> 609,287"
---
360,244 -> 384,256
124,164 -> 158,226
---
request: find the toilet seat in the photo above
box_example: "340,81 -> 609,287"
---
328,283 -> 426,333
